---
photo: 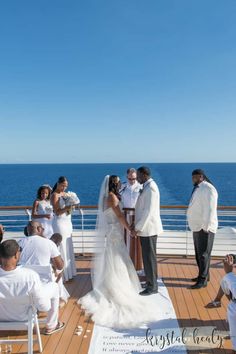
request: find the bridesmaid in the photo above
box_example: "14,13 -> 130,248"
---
51,176 -> 77,281
32,185 -> 53,238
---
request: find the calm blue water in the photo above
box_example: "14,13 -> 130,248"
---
0,163 -> 235,206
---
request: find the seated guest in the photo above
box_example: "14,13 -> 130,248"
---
0,225 -> 5,265
19,222 -> 69,305
23,225 -> 29,236
0,224 -> 5,243
50,233 -> 70,306
0,240 -> 64,335
206,254 -> 236,352
50,233 -> 63,281
206,254 -> 236,309
50,233 -> 63,248
19,221 -> 64,272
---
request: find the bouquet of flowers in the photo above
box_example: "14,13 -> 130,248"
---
45,205 -> 53,214
63,191 -> 80,214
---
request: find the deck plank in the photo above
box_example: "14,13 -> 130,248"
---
0,256 -> 233,353
42,259 -> 91,354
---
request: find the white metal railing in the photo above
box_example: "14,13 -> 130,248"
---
0,206 -> 236,257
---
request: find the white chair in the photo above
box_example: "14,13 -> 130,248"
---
23,264 -> 69,309
0,295 -> 43,354
22,265 -> 57,325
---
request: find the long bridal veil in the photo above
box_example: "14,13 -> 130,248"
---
78,174 -> 170,328
91,175 -> 110,291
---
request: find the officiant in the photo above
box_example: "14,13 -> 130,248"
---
120,168 -> 143,271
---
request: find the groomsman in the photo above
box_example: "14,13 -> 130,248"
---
132,166 -> 163,295
187,169 -> 218,289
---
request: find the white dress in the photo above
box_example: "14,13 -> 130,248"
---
33,200 -> 54,239
78,207 -> 164,329
52,197 -> 76,281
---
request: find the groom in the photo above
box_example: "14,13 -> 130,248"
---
132,166 -> 163,296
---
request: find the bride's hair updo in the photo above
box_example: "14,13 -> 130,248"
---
109,175 -> 121,199
52,176 -> 68,193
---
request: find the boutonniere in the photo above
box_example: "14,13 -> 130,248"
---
139,189 -> 143,195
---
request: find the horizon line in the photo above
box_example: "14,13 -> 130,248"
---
0,161 -> 236,165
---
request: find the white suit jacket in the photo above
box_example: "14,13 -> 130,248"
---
135,179 -> 163,237
187,181 -> 218,233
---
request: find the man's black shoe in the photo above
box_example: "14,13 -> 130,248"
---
139,288 -> 158,296
141,282 -> 152,289
191,277 -> 199,282
190,281 -> 207,289
191,275 -> 210,282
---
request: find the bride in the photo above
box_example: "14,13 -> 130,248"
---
78,175 -> 165,328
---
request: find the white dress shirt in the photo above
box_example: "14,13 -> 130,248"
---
121,181 -> 142,208
0,266 -> 50,321
187,180 -> 218,233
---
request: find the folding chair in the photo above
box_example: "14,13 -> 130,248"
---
22,265 -> 56,325
0,295 -> 43,354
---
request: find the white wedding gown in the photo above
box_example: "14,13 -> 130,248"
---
52,196 -> 76,281
33,200 -> 54,239
78,207 -> 165,329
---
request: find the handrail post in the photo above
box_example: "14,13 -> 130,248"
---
80,208 -> 84,254
185,208 -> 188,258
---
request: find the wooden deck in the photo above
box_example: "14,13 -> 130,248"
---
0,255 -> 234,354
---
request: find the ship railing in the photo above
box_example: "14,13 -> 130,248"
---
0,205 -> 236,257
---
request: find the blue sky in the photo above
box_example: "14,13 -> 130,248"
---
0,0 -> 235,163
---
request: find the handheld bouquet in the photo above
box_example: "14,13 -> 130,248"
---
63,191 -> 80,214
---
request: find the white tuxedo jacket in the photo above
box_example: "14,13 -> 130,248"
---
135,179 -> 163,237
187,180 -> 218,233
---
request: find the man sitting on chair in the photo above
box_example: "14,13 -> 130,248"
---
19,221 -> 63,270
0,239 -> 65,335
19,221 -> 69,305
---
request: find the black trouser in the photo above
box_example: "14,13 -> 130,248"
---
140,235 -> 158,291
193,229 -> 215,282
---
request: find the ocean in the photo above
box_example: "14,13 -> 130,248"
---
0,163 -> 235,207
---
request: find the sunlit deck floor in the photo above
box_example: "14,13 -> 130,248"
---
0,255 -> 234,354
